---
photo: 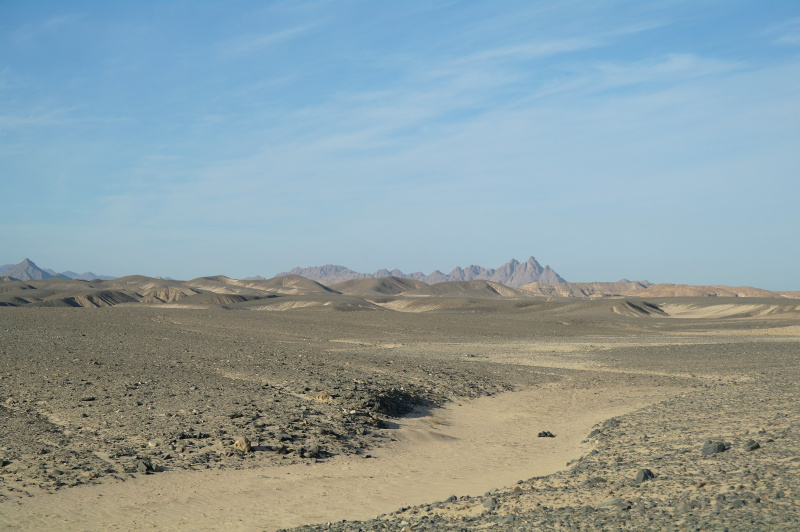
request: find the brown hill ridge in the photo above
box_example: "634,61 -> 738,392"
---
519,281 -> 799,299
2,272 -> 797,313
331,277 -> 429,297
2,257 -> 798,312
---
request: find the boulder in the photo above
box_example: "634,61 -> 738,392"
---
635,468 -> 655,483
701,440 -> 728,456
232,436 -> 252,452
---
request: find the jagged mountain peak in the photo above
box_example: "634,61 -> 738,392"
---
4,259 -> 58,281
0,259 -> 116,281
278,257 -> 565,287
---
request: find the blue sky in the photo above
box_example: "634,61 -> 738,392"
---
1,1 -> 799,288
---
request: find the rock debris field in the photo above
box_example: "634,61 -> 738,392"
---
304,369 -> 800,532
0,295 -> 799,530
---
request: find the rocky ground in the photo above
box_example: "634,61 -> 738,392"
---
289,338 -> 800,531
0,306 -> 554,499
291,379 -> 800,531
1,300 -> 799,530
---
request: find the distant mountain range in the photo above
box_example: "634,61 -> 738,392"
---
3,257 -> 565,286
278,257 -> 566,287
0,259 -> 116,282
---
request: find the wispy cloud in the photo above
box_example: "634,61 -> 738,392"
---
588,53 -> 744,89
0,103 -> 135,132
776,25 -> 800,45
460,37 -> 601,64
41,14 -> 83,31
762,16 -> 800,45
0,105 -> 82,130
217,23 -> 320,58
11,13 -> 85,46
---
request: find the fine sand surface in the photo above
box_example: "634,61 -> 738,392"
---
0,384 -> 677,531
2,294 -> 800,530
0,380 -> 673,530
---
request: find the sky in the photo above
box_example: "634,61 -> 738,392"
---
1,1 -> 799,289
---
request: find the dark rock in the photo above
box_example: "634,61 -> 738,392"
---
538,431 -> 555,438
744,440 -> 761,451
306,444 -> 321,458
701,441 -> 727,456
482,497 -> 497,511
635,468 -> 655,483
369,388 -> 423,417
134,458 -> 154,474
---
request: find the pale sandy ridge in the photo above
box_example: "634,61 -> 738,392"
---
0,383 -> 681,531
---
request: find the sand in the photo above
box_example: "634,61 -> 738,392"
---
1,383 -> 683,531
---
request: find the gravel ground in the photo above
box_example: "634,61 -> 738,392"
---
0,306 -> 554,498
289,339 -> 800,531
1,301 -> 799,531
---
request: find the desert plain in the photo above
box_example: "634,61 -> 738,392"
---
1,275 -> 799,530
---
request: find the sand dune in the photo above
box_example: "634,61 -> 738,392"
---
165,293 -> 267,306
0,282 -> 140,308
374,298 -> 474,312
521,280 -> 794,299
520,281 -> 650,298
252,274 -> 340,295
659,302 -> 800,318
641,283 -> 779,298
0,278 -> 35,288
234,294 -> 385,312
184,274 -> 336,297
184,276 -> 275,296
402,280 -> 530,298
46,290 -> 140,308
604,299 -> 800,319
102,276 -> 202,303
609,300 -> 669,317
331,276 -> 428,296
373,297 -> 537,313
137,287 -> 201,304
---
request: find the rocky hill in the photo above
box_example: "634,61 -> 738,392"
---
0,259 -> 115,281
280,257 -> 566,287
1,259 -> 66,281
